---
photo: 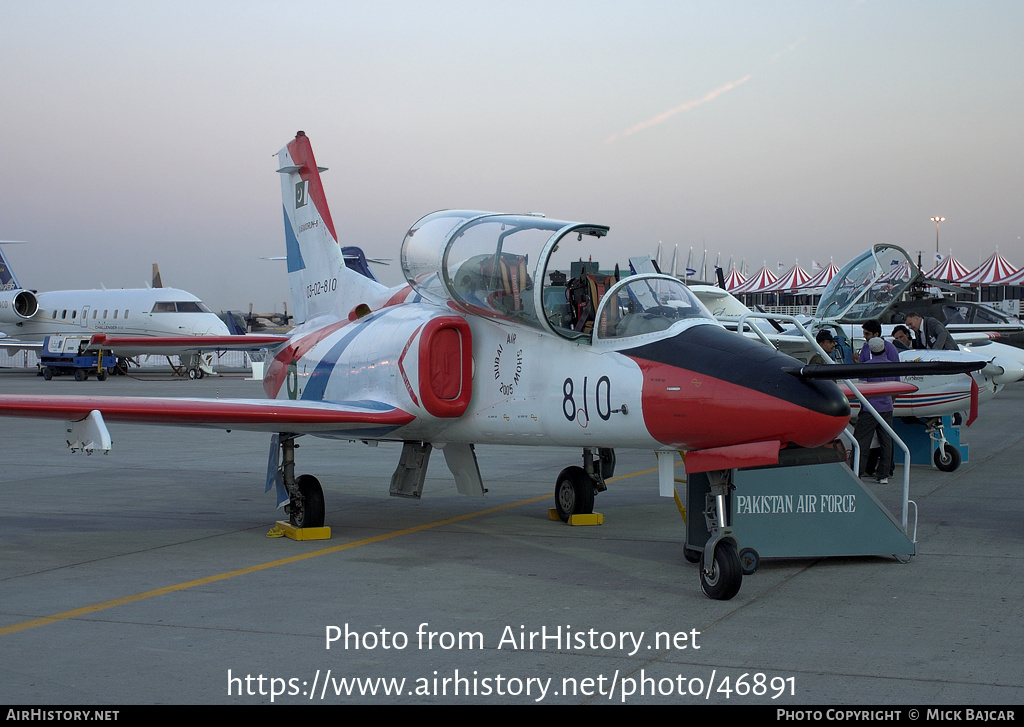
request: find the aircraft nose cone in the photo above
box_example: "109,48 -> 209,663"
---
990,356 -> 1024,385
625,324 -> 850,451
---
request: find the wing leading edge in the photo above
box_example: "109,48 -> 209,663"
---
0,395 -> 414,436
88,334 -> 291,357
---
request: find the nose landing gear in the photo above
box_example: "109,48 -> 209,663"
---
696,469 -> 743,601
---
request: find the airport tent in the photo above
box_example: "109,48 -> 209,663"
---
926,253 -> 971,282
802,261 -> 840,289
881,259 -> 914,282
722,267 -> 747,291
731,264 -> 778,293
996,266 -> 1024,285
960,251 -> 1019,285
761,263 -> 812,292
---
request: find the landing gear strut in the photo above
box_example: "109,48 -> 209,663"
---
698,470 -> 743,600
923,417 -> 962,472
553,447 -> 613,522
276,434 -> 325,528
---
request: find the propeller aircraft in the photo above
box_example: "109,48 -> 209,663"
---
687,246 -> 1024,471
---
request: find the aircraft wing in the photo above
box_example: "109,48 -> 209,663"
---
0,395 -> 414,436
88,333 -> 290,357
950,331 -> 1005,344
0,338 -> 41,355
837,381 -> 918,398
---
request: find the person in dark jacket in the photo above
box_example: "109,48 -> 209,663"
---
809,329 -> 837,365
892,324 -> 912,350
905,312 -> 958,351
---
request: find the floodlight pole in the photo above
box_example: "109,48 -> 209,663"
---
930,216 -> 945,258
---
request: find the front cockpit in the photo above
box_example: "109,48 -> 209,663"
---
400,211 -> 715,343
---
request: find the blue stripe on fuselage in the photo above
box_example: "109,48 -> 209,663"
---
300,309 -> 397,402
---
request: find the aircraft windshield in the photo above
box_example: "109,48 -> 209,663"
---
815,244 -> 918,323
401,211 -> 614,341
150,301 -> 214,314
594,275 -> 714,340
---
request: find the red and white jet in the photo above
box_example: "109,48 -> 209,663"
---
0,132 -> 865,599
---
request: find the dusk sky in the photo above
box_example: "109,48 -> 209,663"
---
2,0 -> 1022,314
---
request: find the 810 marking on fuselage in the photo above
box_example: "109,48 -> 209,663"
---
562,375 -> 613,427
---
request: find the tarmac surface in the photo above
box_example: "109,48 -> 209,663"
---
0,368 -> 1021,705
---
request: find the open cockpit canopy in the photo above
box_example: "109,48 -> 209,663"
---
815,244 -> 919,323
401,210 -> 713,342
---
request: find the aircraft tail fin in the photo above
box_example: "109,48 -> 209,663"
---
0,246 -> 21,291
276,131 -> 387,323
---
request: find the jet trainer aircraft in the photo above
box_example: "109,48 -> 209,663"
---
0,132 -> 899,599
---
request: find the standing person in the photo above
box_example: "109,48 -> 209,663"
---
854,320 -> 901,484
809,329 -> 838,365
905,312 -> 958,351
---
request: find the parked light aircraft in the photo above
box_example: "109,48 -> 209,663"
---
1,132 -> 950,600
686,245 -> 1024,470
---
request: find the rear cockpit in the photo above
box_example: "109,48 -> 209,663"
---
401,210 -> 714,343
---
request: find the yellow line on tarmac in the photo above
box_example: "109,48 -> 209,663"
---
1,465 -> 664,638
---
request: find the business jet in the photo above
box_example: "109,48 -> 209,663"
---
0,246 -> 238,376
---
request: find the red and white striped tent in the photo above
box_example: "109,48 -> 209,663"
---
995,266 -> 1024,285
731,265 -> 778,294
721,267 -> 747,291
926,253 -> 971,282
802,261 -> 840,289
881,259 -> 914,282
960,252 -> 1019,285
761,263 -> 812,292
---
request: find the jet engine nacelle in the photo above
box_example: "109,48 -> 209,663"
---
0,290 -> 39,323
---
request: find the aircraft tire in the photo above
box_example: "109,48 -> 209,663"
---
554,466 -> 595,523
700,541 -> 742,600
188,368 -> 198,380
683,545 -> 701,564
934,443 -> 961,472
290,474 -> 325,529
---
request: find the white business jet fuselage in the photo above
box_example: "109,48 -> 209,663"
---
0,240 -> 230,347
0,287 -> 230,342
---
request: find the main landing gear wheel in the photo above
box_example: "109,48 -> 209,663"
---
934,443 -> 961,472
700,541 -> 742,600
290,474 -> 325,529
554,466 -> 595,522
